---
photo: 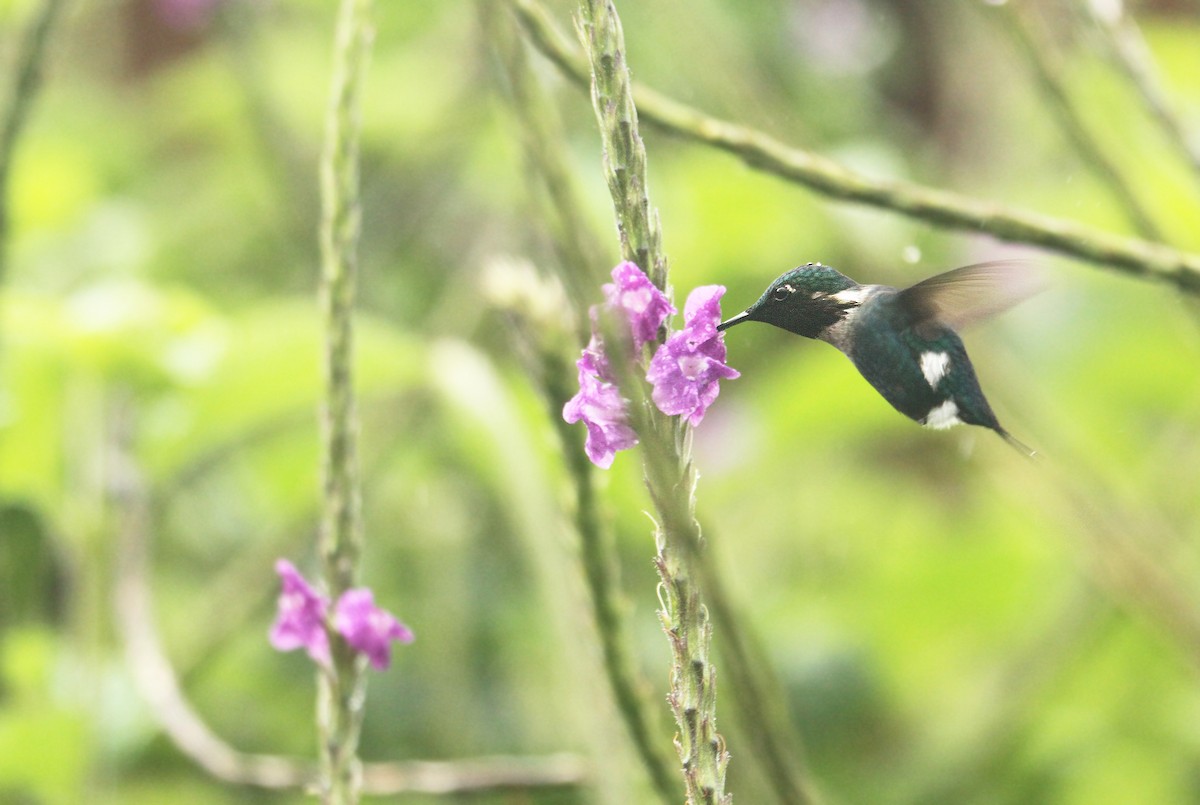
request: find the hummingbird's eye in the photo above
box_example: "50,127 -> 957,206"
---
771,284 -> 795,302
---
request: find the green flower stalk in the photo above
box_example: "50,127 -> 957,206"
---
575,0 -> 666,290
503,7 -> 817,799
574,2 -> 730,802
316,0 -> 373,802
0,0 -> 70,287
481,7 -> 684,798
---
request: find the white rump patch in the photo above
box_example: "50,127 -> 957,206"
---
919,351 -> 951,389
922,399 -> 961,430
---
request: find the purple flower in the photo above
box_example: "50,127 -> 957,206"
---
577,328 -> 612,383
647,285 -> 739,426
269,560 -> 331,666
270,561 -> 414,671
564,262 -> 670,469
565,263 -> 738,466
334,589 -> 415,671
602,261 -> 674,352
563,343 -> 639,469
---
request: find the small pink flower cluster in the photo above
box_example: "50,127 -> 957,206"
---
269,560 -> 413,670
563,262 -> 739,468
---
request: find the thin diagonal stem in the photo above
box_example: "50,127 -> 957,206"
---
481,2 -> 608,321
696,527 -> 817,805
1078,0 -> 1200,184
1001,2 -> 1164,242
511,0 -> 1200,294
317,0 -> 373,802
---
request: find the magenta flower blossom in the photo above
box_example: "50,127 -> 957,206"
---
565,264 -> 737,465
270,561 -> 413,670
563,350 -> 640,469
335,589 -> 416,670
647,285 -> 740,426
269,560 -> 331,666
564,262 -> 671,468
602,261 -> 675,352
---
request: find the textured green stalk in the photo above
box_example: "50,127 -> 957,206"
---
481,7 -> 682,801
512,0 -> 1200,294
574,1 -> 666,290
575,2 -> 729,802
0,0 -> 69,287
611,350 -> 730,805
317,0 -> 373,802
695,529 -> 817,805
546,350 -> 683,805
1001,2 -> 1163,241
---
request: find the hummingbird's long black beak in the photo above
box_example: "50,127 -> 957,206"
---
717,310 -> 750,332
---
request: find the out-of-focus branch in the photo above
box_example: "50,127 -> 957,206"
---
694,524 -> 819,805
511,0 -> 1200,294
479,2 -> 609,323
1066,488 -> 1200,670
1078,0 -> 1200,184
897,582 -> 1111,804
1001,1 -> 1164,242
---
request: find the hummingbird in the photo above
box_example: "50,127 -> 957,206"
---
717,262 -> 1042,455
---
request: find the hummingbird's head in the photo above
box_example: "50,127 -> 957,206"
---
718,263 -> 861,339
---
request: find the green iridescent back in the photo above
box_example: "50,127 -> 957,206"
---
846,290 -> 1003,429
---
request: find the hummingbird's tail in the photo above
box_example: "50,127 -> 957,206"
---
997,428 -> 1039,459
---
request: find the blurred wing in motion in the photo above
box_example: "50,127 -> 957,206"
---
897,261 -> 1047,331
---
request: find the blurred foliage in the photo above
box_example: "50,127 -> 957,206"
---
2,0 -> 1200,803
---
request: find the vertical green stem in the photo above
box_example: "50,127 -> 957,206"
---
317,0 -> 373,802
575,2 -> 729,802
549,355 -> 683,804
0,0 -> 70,288
639,413 -> 730,805
696,529 -> 818,805
482,7 -> 681,799
575,0 -> 666,290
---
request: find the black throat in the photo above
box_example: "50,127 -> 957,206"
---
757,294 -> 856,339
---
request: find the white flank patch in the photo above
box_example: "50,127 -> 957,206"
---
923,399 -> 961,430
919,351 -> 951,389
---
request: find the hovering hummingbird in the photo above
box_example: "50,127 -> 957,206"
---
717,262 -> 1042,455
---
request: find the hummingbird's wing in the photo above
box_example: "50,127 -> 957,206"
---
896,261 -> 1046,331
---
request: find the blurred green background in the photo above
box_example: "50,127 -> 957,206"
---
3,0 -> 1200,803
